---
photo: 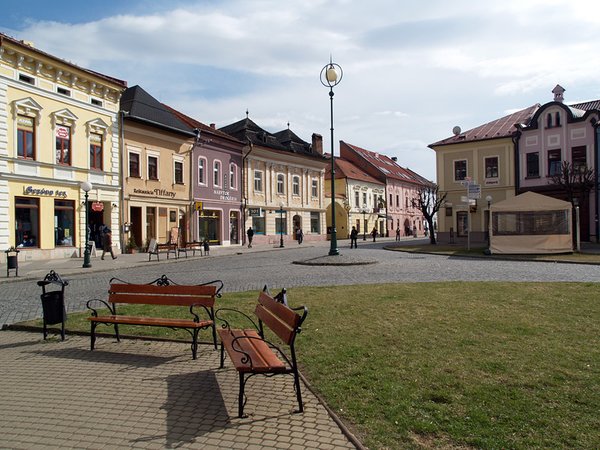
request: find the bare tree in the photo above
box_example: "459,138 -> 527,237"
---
549,161 -> 596,246
411,183 -> 447,245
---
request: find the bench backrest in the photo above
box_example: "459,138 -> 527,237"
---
109,283 -> 217,307
255,291 -> 306,345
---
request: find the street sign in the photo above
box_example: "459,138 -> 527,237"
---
468,184 -> 481,199
194,201 -> 203,211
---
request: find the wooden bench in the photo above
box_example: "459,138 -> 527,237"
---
177,241 -> 203,258
86,275 -> 223,359
215,288 -> 308,417
147,239 -> 177,261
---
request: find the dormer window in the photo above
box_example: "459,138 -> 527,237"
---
547,113 -> 553,128
555,112 -> 561,127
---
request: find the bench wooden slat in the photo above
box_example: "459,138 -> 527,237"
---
89,315 -> 212,328
218,329 -> 286,373
255,292 -> 300,345
110,284 -> 216,296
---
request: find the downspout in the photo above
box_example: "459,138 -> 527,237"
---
594,119 -> 599,243
241,140 -> 253,246
512,127 -> 522,196
119,110 -> 128,251
191,129 -> 200,243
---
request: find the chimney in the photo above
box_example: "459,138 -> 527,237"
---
210,123 -> 216,129
312,133 -> 323,155
391,156 -> 398,162
552,84 -> 565,103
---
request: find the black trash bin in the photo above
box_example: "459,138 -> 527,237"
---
5,247 -> 19,277
37,270 -> 69,341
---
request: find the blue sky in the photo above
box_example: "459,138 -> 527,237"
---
3,0 -> 599,181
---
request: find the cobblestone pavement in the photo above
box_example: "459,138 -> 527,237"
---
2,238 -> 600,328
0,330 -> 355,450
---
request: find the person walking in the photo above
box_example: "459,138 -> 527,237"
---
296,227 -> 304,244
101,227 -> 117,260
246,227 -> 254,248
395,227 -> 401,241
350,226 -> 358,249
371,227 -> 377,242
413,225 -> 417,238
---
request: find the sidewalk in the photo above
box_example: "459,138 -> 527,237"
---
0,330 -> 358,449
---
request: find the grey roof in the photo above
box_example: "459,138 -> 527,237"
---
120,85 -> 195,137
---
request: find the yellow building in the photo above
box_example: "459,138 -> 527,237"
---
0,33 -> 127,260
429,105 -> 539,243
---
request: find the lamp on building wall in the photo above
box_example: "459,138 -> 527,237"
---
362,203 -> 368,241
279,202 -> 285,248
486,195 -> 493,249
81,181 -> 93,268
321,57 -> 343,256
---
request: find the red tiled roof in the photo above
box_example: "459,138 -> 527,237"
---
429,104 -> 540,147
341,141 -> 427,184
325,158 -> 384,185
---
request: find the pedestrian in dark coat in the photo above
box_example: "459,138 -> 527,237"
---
101,228 -> 117,260
246,227 -> 254,248
371,227 -> 378,242
350,226 -> 358,249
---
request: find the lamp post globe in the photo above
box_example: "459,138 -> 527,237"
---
81,181 -> 93,268
321,58 -> 343,256
279,202 -> 285,248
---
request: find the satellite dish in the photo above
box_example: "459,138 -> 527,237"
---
452,126 -> 461,136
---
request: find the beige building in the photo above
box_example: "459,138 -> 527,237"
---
120,86 -> 195,250
429,105 -> 539,243
0,33 -> 127,260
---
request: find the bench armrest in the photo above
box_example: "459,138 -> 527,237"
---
190,303 -> 215,323
215,308 -> 259,333
86,298 -> 115,317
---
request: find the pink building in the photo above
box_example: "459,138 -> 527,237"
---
517,85 -> 600,241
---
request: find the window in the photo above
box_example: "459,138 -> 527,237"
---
445,207 -> 452,217
572,146 -> 587,172
174,161 -> 184,184
213,161 -> 221,187
252,216 -> 265,234
485,157 -> 498,179
293,176 -> 300,196
396,195 -> 400,207
526,152 -> 539,178
57,86 -> 71,97
129,152 -> 140,177
230,163 -> 236,189
55,125 -> 71,165
312,178 -> 318,198
275,214 -> 287,234
389,194 -> 393,208
17,115 -> 35,159
198,158 -> 206,184
15,197 -> 39,248
254,170 -> 263,192
91,98 -> 103,107
548,149 -> 561,176
362,192 -> 367,207
89,133 -> 103,170
354,191 -> 359,207
148,156 -> 158,180
277,174 -> 285,194
405,195 -> 409,208
454,160 -> 467,181
457,211 -> 468,237
19,73 -> 35,85
54,200 -> 74,247
311,212 -> 320,233
555,112 -> 561,127
547,113 -> 553,128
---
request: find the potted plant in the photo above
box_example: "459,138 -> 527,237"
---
126,234 -> 138,254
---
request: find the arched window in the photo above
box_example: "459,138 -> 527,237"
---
547,113 -> 553,128
229,163 -> 236,189
555,112 -> 561,127
213,160 -> 221,187
277,174 -> 285,194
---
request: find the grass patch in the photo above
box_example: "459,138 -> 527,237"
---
22,282 -> 600,449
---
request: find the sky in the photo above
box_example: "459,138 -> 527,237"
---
2,0 -> 600,181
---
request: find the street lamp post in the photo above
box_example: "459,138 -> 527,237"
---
279,202 -> 285,248
81,181 -> 93,268
362,204 -> 368,241
486,195 -> 492,249
321,58 -> 343,256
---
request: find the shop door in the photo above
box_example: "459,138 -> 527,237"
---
199,210 -> 221,244
130,206 -> 142,247
229,212 -> 239,244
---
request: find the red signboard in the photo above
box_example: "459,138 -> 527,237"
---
91,201 -> 104,212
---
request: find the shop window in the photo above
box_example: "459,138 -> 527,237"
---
312,178 -> 318,198
129,152 -> 140,178
148,156 -> 159,180
17,115 -> 35,159
213,160 -> 221,187
198,157 -> 206,185
485,157 -> 498,179
548,149 -> 561,176
275,216 -> 287,234
293,176 -> 300,196
572,146 -> 587,172
277,174 -> 285,194
54,200 -> 75,246
526,152 -> 539,178
454,160 -> 467,181
15,197 -> 39,248
310,212 -> 320,233
89,133 -> 103,170
254,170 -> 263,193
174,161 -> 184,184
252,216 -> 265,234
55,125 -> 71,165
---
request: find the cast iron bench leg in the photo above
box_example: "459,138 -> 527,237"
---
192,329 -> 199,360
90,322 -> 97,350
238,372 -> 245,418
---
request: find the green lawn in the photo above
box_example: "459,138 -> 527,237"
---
24,282 -> 600,449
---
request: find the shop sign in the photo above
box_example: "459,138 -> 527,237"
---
133,188 -> 176,198
91,201 -> 104,212
248,207 -> 262,217
213,189 -> 237,201
194,201 -> 203,211
23,185 -> 67,198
